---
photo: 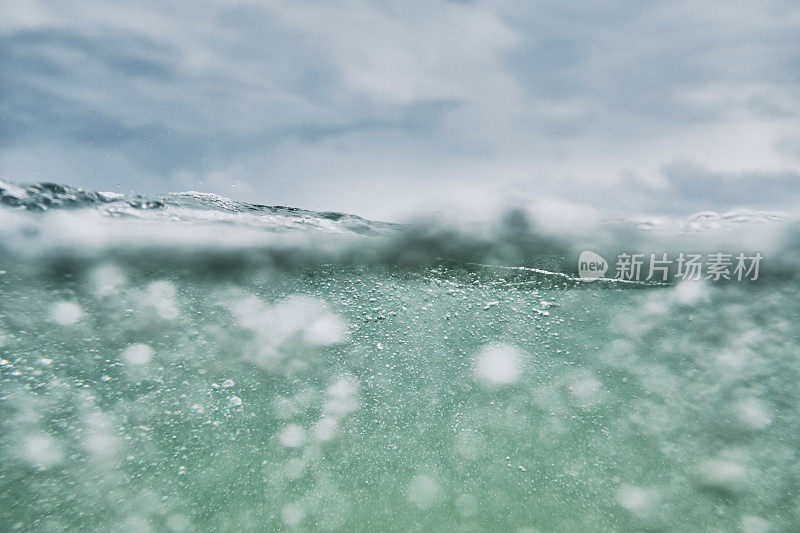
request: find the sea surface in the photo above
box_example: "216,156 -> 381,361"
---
1,182 -> 799,532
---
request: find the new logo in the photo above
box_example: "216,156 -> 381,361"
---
578,251 -> 609,280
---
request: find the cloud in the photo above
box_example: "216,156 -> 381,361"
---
656,161 -> 800,212
0,0 -> 798,219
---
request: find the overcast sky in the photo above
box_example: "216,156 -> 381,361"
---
2,1 -> 799,220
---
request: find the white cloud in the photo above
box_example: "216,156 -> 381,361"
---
1,0 -> 799,220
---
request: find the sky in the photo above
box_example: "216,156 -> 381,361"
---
1,0 -> 799,221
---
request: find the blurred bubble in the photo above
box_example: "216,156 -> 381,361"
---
473,343 -> 525,386
734,398 -> 772,431
407,473 -> 439,509
281,503 -> 305,527
121,344 -> 154,366
20,432 -> 63,469
49,301 -> 82,325
87,263 -> 127,297
278,425 -> 306,448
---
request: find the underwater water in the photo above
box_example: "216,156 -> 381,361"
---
1,182 -> 799,532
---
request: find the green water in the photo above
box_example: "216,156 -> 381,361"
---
1,260 -> 798,532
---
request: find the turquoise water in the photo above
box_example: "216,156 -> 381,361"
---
1,183 -> 798,531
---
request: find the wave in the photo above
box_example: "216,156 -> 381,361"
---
0,180 -> 403,236
1,180 -> 797,283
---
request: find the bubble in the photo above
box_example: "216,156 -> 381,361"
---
21,433 -> 63,469
473,343 -> 525,386
165,514 -> 191,532
279,425 -> 306,448
49,301 -> 82,325
221,379 -> 235,388
313,417 -> 339,442
698,457 -> 746,492
455,493 -> 478,518
566,369 -> 606,407
285,458 -> 306,480
120,516 -> 154,533
673,280 -> 709,306
715,349 -> 748,373
741,515 -> 771,533
303,314 -> 347,346
236,294 -> 348,370
327,374 -> 358,399
616,484 -> 658,519
454,430 -> 484,461
122,344 -> 154,366
145,280 -> 180,320
734,398 -> 772,431
272,295 -> 340,345
81,412 -> 120,463
87,263 -> 127,297
229,295 -> 267,330
228,396 -> 243,407
282,503 -> 305,527
323,374 -> 360,418
274,396 -> 300,419
407,473 -> 439,509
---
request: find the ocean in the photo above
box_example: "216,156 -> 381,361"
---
1,182 -> 798,531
